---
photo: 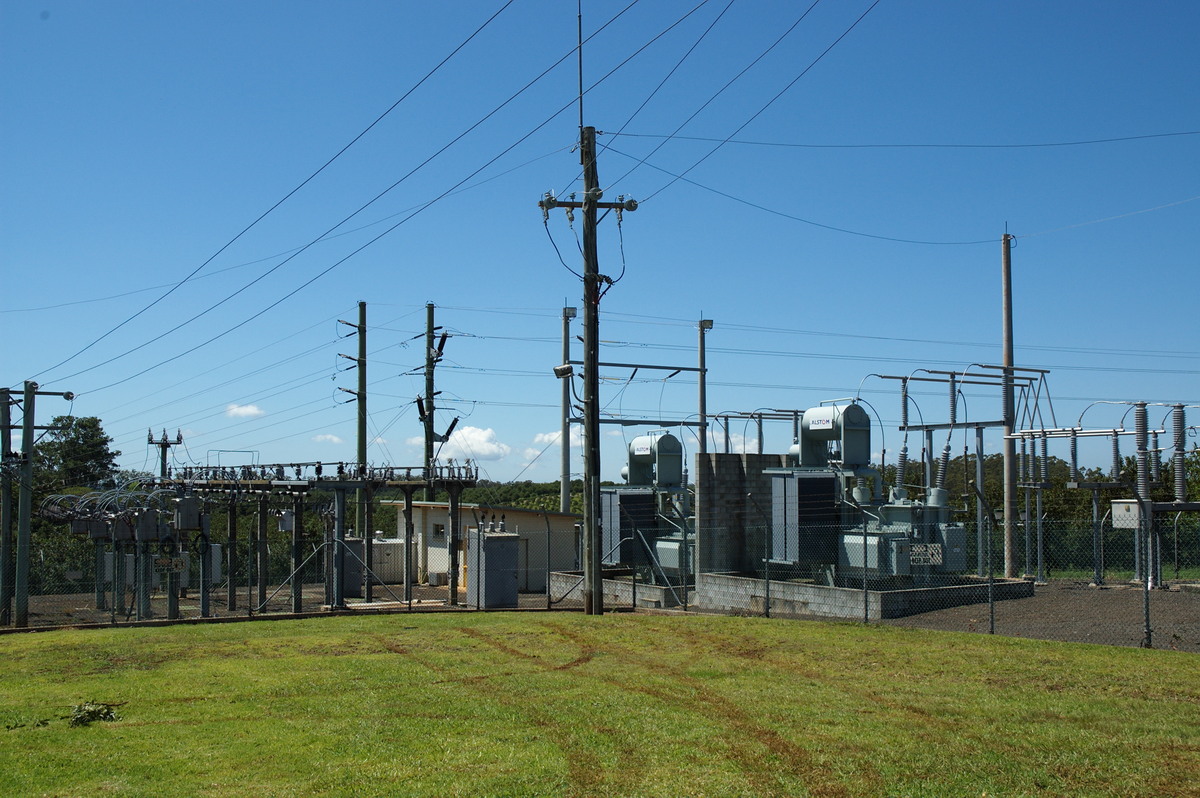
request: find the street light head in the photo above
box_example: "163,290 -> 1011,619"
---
553,364 -> 574,379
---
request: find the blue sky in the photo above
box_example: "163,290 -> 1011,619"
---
3,0 -> 1197,485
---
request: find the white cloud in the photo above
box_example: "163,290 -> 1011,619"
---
533,428 -> 583,448
225,403 -> 264,419
709,430 -> 759,454
435,426 -> 510,462
312,433 -> 343,444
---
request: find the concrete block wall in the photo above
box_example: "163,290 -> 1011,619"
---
695,452 -> 786,574
697,572 -> 1035,620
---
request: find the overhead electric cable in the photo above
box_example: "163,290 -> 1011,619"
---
643,0 -> 882,202
71,4 -> 668,398
2,145 -> 568,315
1015,194 -> 1200,239
27,0 -> 516,382
609,146 -> 991,244
557,0 -> 720,196
97,308 -> 350,422
609,129 -> 1200,149
605,0 -> 818,191
63,2 -> 647,395
598,311 -> 1200,359
579,0 -> 733,197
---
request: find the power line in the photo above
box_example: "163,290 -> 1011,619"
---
643,0 -> 883,202
1016,194 -> 1200,239
26,1 -> 516,384
610,129 -> 1200,150
618,145 -> 995,243
62,2 -> 650,398
600,312 -> 1200,360
556,0 -> 724,198
1,145 -> 567,316
603,0 -> 821,193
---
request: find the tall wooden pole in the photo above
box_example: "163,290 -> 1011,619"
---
537,126 -> 636,615
581,126 -> 603,615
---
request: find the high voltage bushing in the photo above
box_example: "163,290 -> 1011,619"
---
1069,428 -> 1079,482
1135,402 -> 1149,499
1111,434 -> 1121,480
1039,434 -> 1049,483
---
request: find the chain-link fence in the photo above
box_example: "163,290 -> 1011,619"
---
686,518 -> 1199,652
0,521 -> 586,629
3,514 -> 1196,652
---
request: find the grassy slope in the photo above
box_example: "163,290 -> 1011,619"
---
0,613 -> 1197,798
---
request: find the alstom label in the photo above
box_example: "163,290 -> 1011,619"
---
810,417 -> 833,430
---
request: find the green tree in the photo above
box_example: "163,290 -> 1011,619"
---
34,416 -> 120,491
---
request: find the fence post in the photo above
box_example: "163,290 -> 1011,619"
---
1141,514 -> 1153,648
862,515 -> 869,625
94,541 -> 106,611
200,523 -> 211,618
631,554 -> 637,611
763,556 -> 771,619
544,517 -> 552,611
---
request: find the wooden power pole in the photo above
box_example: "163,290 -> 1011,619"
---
540,126 -> 637,615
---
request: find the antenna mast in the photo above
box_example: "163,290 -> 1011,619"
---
577,0 -> 584,133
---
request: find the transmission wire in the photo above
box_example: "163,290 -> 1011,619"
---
28,0 -> 516,383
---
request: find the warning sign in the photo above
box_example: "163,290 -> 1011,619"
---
909,543 -> 943,566
154,557 -> 187,573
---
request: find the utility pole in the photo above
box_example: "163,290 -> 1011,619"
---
698,319 -> 713,455
148,429 -> 183,478
539,125 -> 638,615
1001,233 -> 1017,578
416,303 -> 457,501
560,306 -> 577,514
420,303 -> 441,501
339,301 -> 371,601
0,389 -> 13,625
338,301 -> 367,536
11,381 -> 73,627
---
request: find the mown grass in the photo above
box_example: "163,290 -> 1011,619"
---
0,612 -> 1197,797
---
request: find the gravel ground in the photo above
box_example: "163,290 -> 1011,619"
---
882,579 -> 1200,653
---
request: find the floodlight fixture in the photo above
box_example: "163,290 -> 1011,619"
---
553,364 -> 574,379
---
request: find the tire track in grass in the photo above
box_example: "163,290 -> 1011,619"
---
654,623 -> 990,779
456,626 -> 597,671
649,622 -> 1154,795
373,631 -> 605,796
448,626 -> 640,795
539,620 -> 852,798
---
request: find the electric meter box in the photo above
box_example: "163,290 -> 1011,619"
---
1111,500 -> 1141,529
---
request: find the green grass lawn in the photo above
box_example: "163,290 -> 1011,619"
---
1,612 -> 1197,797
